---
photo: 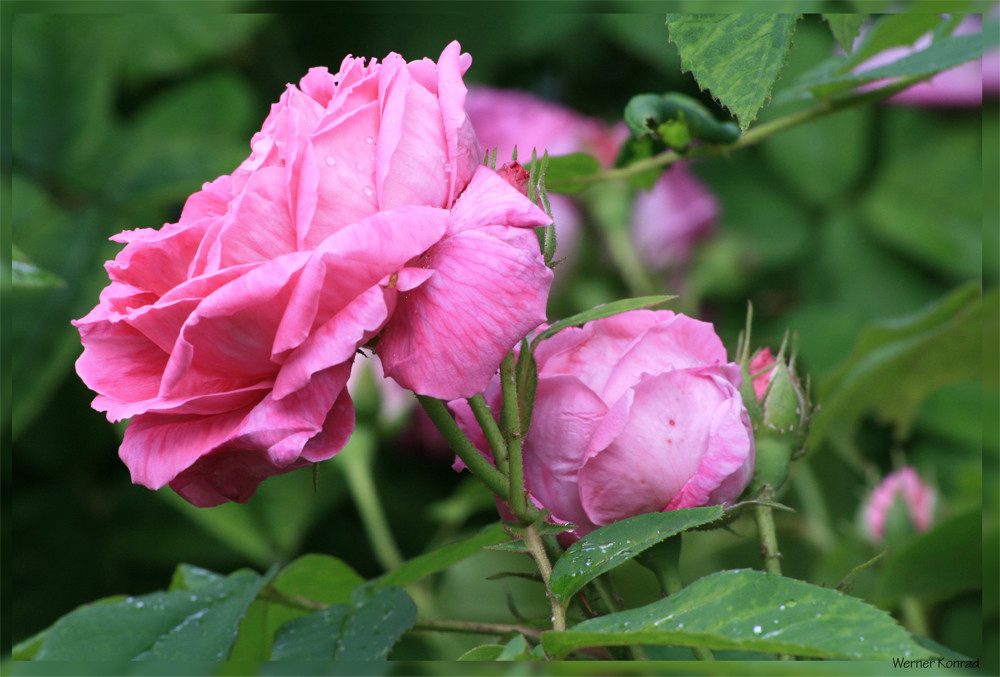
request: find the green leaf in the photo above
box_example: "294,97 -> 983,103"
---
457,644 -> 505,660
550,507 -> 724,603
811,283 -> 982,445
531,296 -> 675,348
541,569 -> 936,660
666,14 -> 799,130
544,153 -> 602,194
33,568 -> 272,660
270,586 -> 416,661
11,245 -> 65,288
375,522 -> 509,589
842,14 -> 944,72
791,31 -> 985,100
877,509 -> 982,604
823,14 -> 866,52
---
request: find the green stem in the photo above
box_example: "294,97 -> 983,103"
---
754,489 -> 784,577
417,394 -> 509,501
523,521 -> 566,634
547,72 -> 939,192
584,182 -> 658,297
500,352 -> 534,523
468,393 -> 508,474
413,617 -> 542,638
338,429 -> 405,572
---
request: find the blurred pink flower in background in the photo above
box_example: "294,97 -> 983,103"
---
631,164 -> 719,271
452,310 -> 755,537
855,13 -> 999,106
74,42 -> 552,506
863,466 -> 936,543
466,86 -> 719,270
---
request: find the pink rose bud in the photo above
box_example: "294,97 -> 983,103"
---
739,332 -> 812,493
73,42 -> 552,506
496,161 -> 531,196
864,467 -> 936,543
452,310 -> 755,537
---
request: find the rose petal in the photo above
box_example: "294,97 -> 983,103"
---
448,166 -> 552,236
522,374 -> 609,531
378,225 -> 552,400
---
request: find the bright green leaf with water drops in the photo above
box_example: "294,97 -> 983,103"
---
542,569 -> 937,660
32,567 -> 273,660
270,586 -> 416,661
550,507 -> 723,603
666,14 -> 799,130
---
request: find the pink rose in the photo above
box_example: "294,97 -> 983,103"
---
864,467 -> 936,543
631,164 -> 719,271
452,310 -> 755,536
73,42 -> 552,507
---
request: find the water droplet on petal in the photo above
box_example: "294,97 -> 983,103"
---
363,186 -> 373,197
355,162 -> 365,172
325,156 -> 337,167
365,136 -> 374,144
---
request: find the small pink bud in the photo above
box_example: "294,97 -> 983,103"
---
864,467 -> 935,543
749,348 -> 776,402
496,161 -> 530,196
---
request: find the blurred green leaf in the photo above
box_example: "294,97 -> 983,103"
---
33,568 -> 271,660
877,509 -> 981,604
666,14 -> 799,130
550,507 -> 723,604
545,153 -> 602,194
457,644 -> 505,660
375,522 -> 509,590
843,14 -> 943,70
860,109 -> 981,280
760,106 -> 871,206
811,283 -> 982,445
823,14 -> 866,52
11,245 -> 65,288
270,586 -> 416,661
542,569 -> 935,660
532,295 -> 676,347
791,31 -> 985,100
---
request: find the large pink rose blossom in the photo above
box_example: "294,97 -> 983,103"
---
73,42 -> 552,507
863,467 -> 936,543
452,310 -> 755,536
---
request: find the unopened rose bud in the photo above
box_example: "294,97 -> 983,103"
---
863,467 -> 936,544
497,161 -> 530,197
738,324 -> 812,493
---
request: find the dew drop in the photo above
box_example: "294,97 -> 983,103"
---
355,162 -> 365,172
325,156 -> 337,167
753,625 -> 762,634
365,136 -> 374,144
134,600 -> 145,609
363,186 -> 373,197
443,163 -> 452,172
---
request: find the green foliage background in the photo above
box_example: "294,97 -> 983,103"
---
5,0 -> 996,669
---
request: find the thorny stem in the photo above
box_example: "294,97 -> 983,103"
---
500,352 -> 534,523
413,617 -> 543,638
754,485 -> 784,577
523,521 -> 567,635
546,73 -> 940,192
417,394 -> 509,501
